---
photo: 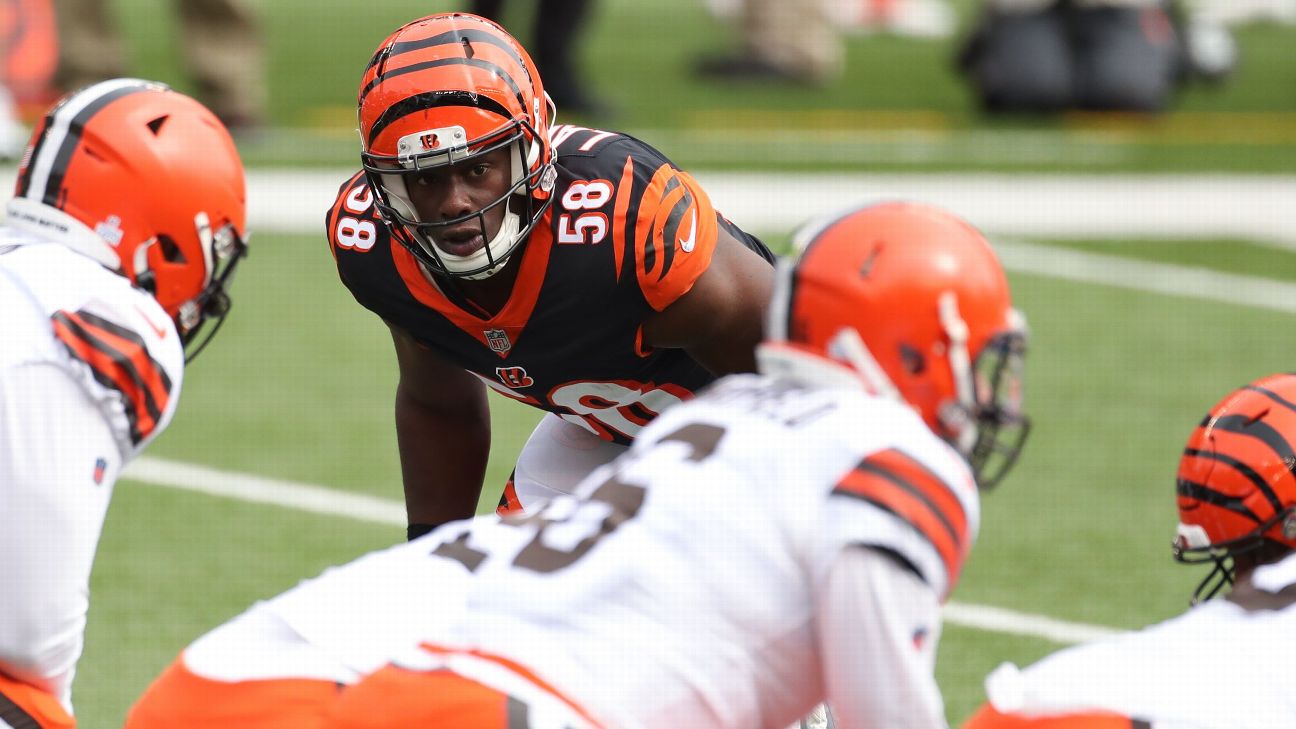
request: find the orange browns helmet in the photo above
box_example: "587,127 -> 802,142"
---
1173,372 -> 1296,604
357,13 -> 556,281
7,78 -> 248,361
758,201 -> 1030,488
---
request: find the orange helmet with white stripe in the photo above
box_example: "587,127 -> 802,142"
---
8,78 -> 248,360
1174,372 -> 1296,603
357,13 -> 555,280
758,201 -> 1030,488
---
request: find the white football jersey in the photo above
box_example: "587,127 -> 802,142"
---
984,551 -> 1296,729
217,373 -> 975,728
0,230 -> 184,460
427,373 -> 975,728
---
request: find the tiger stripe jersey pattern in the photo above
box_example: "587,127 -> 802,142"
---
326,124 -> 773,446
131,372 -> 973,728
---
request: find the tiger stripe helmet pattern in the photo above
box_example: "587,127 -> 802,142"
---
757,201 -> 1031,489
7,78 -> 248,361
358,13 -> 556,280
1173,372 -> 1296,603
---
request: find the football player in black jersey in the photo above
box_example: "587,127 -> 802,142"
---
327,12 -> 775,538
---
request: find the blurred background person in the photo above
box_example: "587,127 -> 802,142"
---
0,0 -> 58,157
470,0 -> 613,119
696,0 -> 955,84
52,0 -> 266,133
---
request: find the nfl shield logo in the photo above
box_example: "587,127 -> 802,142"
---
484,328 -> 511,353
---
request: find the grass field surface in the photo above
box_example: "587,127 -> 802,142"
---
10,0 -> 1296,726
68,219 -> 1295,726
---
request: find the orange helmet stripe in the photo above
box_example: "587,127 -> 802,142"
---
365,90 -> 515,150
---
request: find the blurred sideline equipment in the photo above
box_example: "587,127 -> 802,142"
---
963,372 -> 1296,728
957,0 -> 1209,113
125,201 -> 1030,728
0,79 -> 246,727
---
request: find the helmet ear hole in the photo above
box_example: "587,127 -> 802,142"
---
146,115 -> 168,135
899,343 -> 925,375
157,234 -> 187,263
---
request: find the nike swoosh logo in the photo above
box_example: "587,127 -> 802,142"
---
136,305 -> 169,340
678,208 -> 698,253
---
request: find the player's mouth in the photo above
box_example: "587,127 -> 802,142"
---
434,228 -> 486,257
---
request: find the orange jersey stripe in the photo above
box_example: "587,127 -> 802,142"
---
611,156 -> 635,282
962,703 -> 1147,729
833,449 -> 969,588
73,311 -> 171,411
124,659 -> 338,729
51,309 -> 173,446
633,164 -> 717,312
416,643 -> 605,729
390,208 -> 554,355
0,660 -> 75,729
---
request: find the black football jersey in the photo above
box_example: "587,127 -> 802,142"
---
325,125 -> 774,444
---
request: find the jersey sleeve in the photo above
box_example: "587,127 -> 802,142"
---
824,444 -> 979,601
817,546 -> 947,728
48,302 -> 182,457
603,142 -> 718,312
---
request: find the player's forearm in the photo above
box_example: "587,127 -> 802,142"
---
819,547 -> 950,728
395,387 -> 491,527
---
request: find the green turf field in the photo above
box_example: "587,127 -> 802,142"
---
45,0 -> 1296,726
78,229 -> 1296,727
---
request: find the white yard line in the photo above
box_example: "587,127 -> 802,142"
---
994,239 -> 1296,313
126,454 -> 1122,646
2,167 -> 1292,245
943,603 -> 1121,644
114,169 -> 1296,648
249,170 -> 1296,247
126,456 -> 406,525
